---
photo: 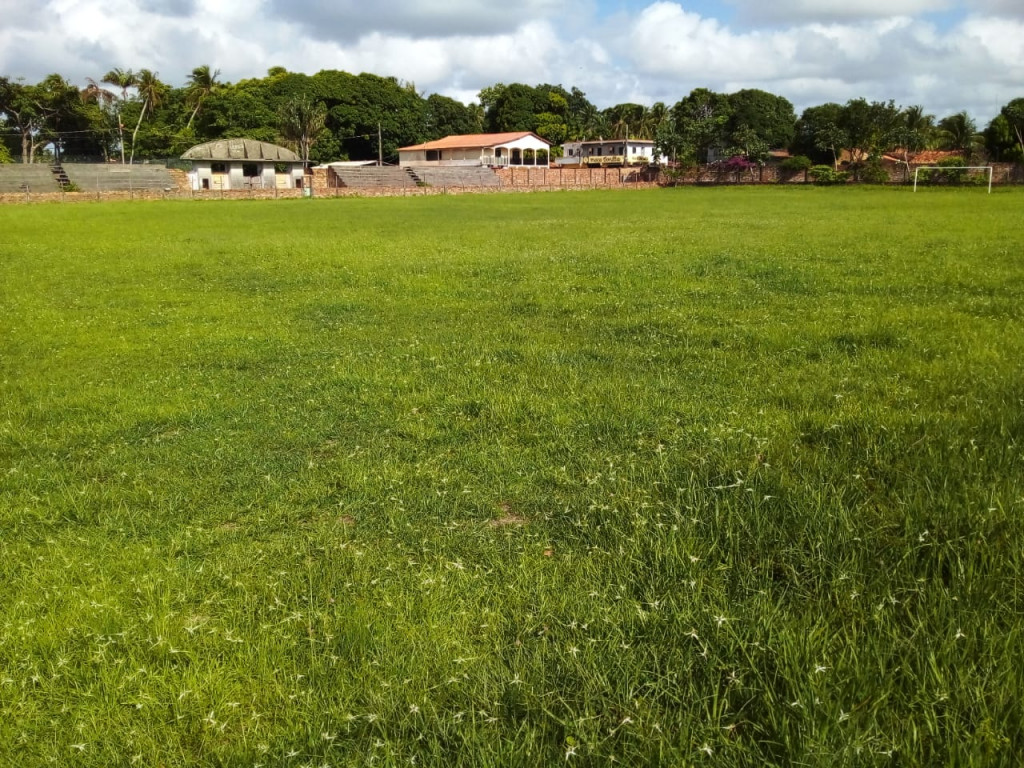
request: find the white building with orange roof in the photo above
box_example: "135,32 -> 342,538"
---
398,132 -> 551,167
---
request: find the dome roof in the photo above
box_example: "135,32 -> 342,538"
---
181,139 -> 301,162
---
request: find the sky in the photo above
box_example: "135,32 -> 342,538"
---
1,0 -> 1022,122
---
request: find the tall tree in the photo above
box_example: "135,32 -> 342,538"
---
102,68 -> 136,163
885,104 -> 935,170
640,102 -> 668,141
670,88 -> 731,163
35,74 -> 82,162
278,94 -> 326,165
725,89 -> 796,151
535,91 -> 569,147
185,65 -> 221,130
129,69 -> 166,164
604,103 -> 646,139
423,93 -> 478,140
838,98 -> 902,165
999,98 -> 1024,160
936,111 -> 981,160
792,103 -> 845,168
485,83 -> 543,133
984,114 -> 1023,162
0,75 -> 82,163
0,77 -> 44,163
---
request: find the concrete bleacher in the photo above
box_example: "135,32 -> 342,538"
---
328,166 -> 418,189
327,165 -> 502,190
0,165 -> 61,193
409,166 -> 501,188
62,164 -> 175,191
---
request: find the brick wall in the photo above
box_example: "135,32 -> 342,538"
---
1,163 -> 1020,205
495,166 -> 662,189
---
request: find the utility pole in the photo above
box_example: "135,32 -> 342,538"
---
378,123 -> 383,166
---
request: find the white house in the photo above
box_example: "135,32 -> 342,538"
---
181,139 -> 306,191
558,139 -> 663,167
399,132 -> 551,167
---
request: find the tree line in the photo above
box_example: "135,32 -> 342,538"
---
1,67 -> 1022,167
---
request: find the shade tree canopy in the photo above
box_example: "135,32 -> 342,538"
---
3,65 -> 1021,169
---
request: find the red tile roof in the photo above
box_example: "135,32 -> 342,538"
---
399,132 -> 548,152
883,149 -> 964,164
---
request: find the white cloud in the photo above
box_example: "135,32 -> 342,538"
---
264,0 -> 572,41
619,3 -> 1022,119
727,0 -> 953,23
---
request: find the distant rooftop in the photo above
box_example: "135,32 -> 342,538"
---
181,139 -> 301,162
400,132 -> 549,151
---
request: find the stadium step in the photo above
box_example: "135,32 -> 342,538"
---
50,164 -> 71,190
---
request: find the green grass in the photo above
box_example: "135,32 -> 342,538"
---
1,187 -> 1022,766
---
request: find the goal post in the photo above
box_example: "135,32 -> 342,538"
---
913,166 -> 993,193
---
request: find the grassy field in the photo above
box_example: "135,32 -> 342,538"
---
1,187 -> 1022,766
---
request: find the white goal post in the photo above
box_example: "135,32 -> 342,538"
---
913,166 -> 993,193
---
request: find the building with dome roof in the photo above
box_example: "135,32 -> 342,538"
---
181,139 -> 307,191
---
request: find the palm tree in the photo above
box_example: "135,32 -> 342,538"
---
279,94 -> 327,166
184,65 -> 221,130
81,79 -> 116,161
575,103 -> 607,140
640,102 -> 668,141
102,68 -> 136,163
895,105 -> 935,167
129,69 -> 166,164
82,78 -> 114,107
936,111 -> 981,161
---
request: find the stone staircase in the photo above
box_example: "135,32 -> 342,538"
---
50,164 -> 72,190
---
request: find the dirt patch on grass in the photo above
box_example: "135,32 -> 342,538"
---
489,503 -> 527,527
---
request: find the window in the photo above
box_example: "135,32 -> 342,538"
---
211,162 -> 226,174
426,150 -> 441,162
243,163 -> 259,177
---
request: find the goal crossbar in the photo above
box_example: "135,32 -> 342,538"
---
913,166 -> 993,194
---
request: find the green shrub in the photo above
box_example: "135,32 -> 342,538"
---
779,155 -> 813,173
858,158 -> 891,184
918,157 -> 984,186
808,165 -> 850,184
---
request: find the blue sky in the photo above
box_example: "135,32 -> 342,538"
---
1,0 -> 1022,121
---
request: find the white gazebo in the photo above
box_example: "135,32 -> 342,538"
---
181,139 -> 306,191
399,132 -> 551,167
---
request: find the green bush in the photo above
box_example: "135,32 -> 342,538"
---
779,155 -> 813,173
0,143 -> 13,164
918,157 -> 984,186
808,165 -> 850,185
858,158 -> 891,184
